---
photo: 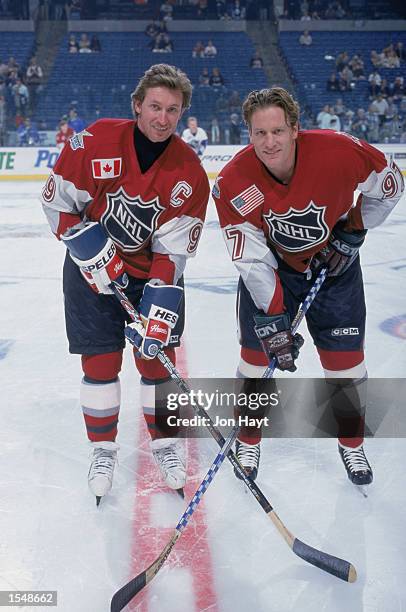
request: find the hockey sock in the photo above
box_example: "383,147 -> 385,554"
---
141,377 -> 180,440
81,377 -> 121,443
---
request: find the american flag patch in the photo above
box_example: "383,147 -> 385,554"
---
231,184 -> 264,216
92,158 -> 122,179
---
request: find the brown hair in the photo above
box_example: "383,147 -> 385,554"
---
131,64 -> 193,113
242,87 -> 300,129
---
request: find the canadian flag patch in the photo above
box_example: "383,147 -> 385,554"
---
92,158 -> 122,179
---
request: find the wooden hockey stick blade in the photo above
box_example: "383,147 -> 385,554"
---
110,534 -> 179,612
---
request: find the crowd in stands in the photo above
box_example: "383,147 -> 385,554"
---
68,33 -> 101,53
279,0 -> 403,20
0,53 -> 45,144
307,39 -> 406,142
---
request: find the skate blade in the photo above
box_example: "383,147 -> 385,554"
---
354,485 -> 368,498
176,488 -> 185,499
96,495 -> 102,507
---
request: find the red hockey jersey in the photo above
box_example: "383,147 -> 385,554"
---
41,118 -> 210,284
213,130 -> 404,315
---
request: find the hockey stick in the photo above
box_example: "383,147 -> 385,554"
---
111,280 -> 356,584
110,425 -> 240,612
262,266 -> 328,378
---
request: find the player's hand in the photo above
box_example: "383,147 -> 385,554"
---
311,221 -> 367,277
125,282 -> 183,360
61,221 -> 128,294
254,312 -> 304,372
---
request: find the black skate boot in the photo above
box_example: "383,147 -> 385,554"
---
338,443 -> 373,486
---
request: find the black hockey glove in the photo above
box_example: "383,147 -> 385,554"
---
254,313 -> 304,373
311,221 -> 367,277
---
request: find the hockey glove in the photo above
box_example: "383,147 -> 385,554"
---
311,221 -> 367,277
61,221 -> 128,294
254,312 -> 304,372
125,282 -> 183,360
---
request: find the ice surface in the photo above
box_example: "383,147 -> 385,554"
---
0,181 -> 405,611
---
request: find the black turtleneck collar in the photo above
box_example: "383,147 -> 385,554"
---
134,123 -> 172,174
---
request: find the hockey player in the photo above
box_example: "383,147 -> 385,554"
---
41,64 -> 210,504
181,116 -> 208,157
213,87 -> 404,485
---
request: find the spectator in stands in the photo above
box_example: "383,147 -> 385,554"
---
384,97 -> 398,123
379,78 -> 390,98
7,57 -> 21,78
145,20 -> 160,40
399,94 -> 406,114
216,0 -> 227,19
327,72 -> 343,92
391,76 -> 405,100
339,65 -> 354,90
0,77 -> 6,99
369,94 -> 389,126
160,0 -> 173,21
0,94 -> 7,146
341,109 -> 354,133
370,50 -> 382,68
250,52 -> 264,68
91,35 -> 102,53
299,30 -> 312,46
351,108 -> 369,141
209,117 -> 221,144
17,117 -> 40,146
230,0 -> 245,19
394,42 -> 405,62
335,51 -> 349,72
68,108 -> 86,133
368,70 -> 382,97
215,91 -> 229,115
151,33 -> 173,53
56,117 -> 74,150
0,58 -> 8,78
300,11 -> 311,21
229,89 -> 242,114
181,116 -> 208,156
204,40 -> 217,58
328,111 -> 341,131
192,41 -> 205,58
229,113 -> 241,144
316,104 -> 332,129
381,45 -> 400,69
333,97 -> 346,118
198,67 -> 210,87
209,67 -> 224,89
12,78 -> 29,116
68,34 -> 79,53
197,0 -> 209,19
79,33 -> 92,54
349,54 -> 365,80
26,56 -> 43,111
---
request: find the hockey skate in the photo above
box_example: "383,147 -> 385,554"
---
234,440 -> 261,481
338,443 -> 373,493
88,441 -> 119,506
151,437 -> 186,497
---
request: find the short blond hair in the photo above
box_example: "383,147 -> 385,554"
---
242,87 -> 300,129
131,64 -> 193,112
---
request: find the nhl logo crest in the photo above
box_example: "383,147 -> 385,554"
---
101,187 -> 165,253
264,201 -> 329,252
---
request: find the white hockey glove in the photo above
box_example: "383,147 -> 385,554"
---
61,221 -> 128,294
125,282 -> 183,360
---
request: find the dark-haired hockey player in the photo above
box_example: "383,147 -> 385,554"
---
213,87 -> 404,486
41,64 -> 210,504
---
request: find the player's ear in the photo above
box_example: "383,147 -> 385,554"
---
133,97 -> 142,116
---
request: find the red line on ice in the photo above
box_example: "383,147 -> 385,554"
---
128,344 -> 218,611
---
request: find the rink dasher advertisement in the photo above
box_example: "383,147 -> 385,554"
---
1,143 -> 405,180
